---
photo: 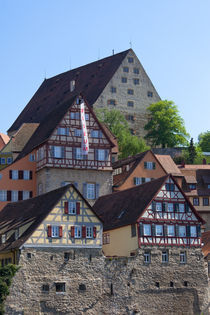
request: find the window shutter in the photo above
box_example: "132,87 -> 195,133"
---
139,222 -> 143,236
99,130 -> 103,138
19,170 -> 23,179
59,226 -> 63,237
90,130 -> 94,137
18,191 -> 23,201
105,150 -> 109,161
93,226 -> 97,238
196,225 -> 201,237
96,184 -> 100,199
66,127 -> 70,136
95,149 -> 98,160
174,203 -> 179,212
151,224 -> 155,236
64,202 -> 69,214
7,191 -> 11,201
144,162 -> 147,169
50,146 -> 55,157
9,170 -> 12,179
185,203 -> 189,213
142,177 -> 145,183
164,224 -> 167,236
134,177 -> 137,185
74,182 -> 78,189
83,183 -> 87,198
152,201 -> 156,211
30,171 -> 33,180
30,191 -> 33,198
175,225 -> 179,237
72,147 -> 76,159
82,226 -> 86,238
153,162 -> 156,169
76,202 -> 80,215
61,147 -> 65,158
162,202 -> 166,212
186,225 -> 190,237
71,226 -> 75,238
47,225 -> 52,237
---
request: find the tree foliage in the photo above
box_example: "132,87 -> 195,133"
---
95,108 -> 149,159
144,100 -> 189,148
198,131 -> 210,152
188,138 -> 197,164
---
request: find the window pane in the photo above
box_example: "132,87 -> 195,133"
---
75,226 -> 81,238
68,202 -> 76,214
167,225 -> 175,236
156,225 -> 163,236
87,184 -> 95,199
52,226 -> 59,237
179,204 -> 185,212
98,150 -> 105,161
143,224 -> 151,236
86,226 -> 93,238
190,226 -> 197,237
179,226 -> 186,237
168,203 -> 174,212
156,203 -> 162,211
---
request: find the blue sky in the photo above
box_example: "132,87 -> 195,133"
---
0,0 -> 209,142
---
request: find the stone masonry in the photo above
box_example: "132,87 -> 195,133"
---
5,247 -> 209,315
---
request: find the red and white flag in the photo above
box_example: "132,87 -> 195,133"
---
80,102 -> 89,154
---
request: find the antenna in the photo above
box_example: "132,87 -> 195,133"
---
129,41 -> 132,49
112,49 -> 114,55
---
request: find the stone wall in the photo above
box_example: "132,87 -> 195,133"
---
5,247 -> 209,315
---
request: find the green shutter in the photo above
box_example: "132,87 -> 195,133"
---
185,203 -> 189,212
196,225 -> 201,237
186,225 -> 190,237
153,162 -> 156,169
134,177 -> 137,185
139,223 -> 143,236
144,162 -> 147,169
142,177 -> 145,183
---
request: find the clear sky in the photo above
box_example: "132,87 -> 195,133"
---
0,0 -> 209,142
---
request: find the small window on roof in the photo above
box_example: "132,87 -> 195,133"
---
118,209 -> 126,219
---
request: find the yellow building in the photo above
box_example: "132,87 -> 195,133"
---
0,184 -> 103,266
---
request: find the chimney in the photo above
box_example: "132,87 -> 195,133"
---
181,160 -> 185,168
203,158 -> 207,165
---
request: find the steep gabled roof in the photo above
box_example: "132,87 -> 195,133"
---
0,133 -> 10,145
155,154 -> 183,177
0,183 -> 101,251
8,49 -> 130,134
93,175 -> 169,231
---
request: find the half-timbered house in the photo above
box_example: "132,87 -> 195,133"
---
93,174 -> 204,257
0,183 -> 103,266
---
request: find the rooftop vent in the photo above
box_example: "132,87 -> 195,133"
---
70,80 -> 76,92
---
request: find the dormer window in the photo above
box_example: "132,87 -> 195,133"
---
189,184 -> 196,190
1,234 -> 6,244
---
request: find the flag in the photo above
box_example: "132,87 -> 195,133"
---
80,102 -> 89,154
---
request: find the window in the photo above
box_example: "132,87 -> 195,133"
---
165,183 -> 175,191
55,282 -> 65,293
134,177 -> 142,185
42,284 -> 49,292
144,161 -> 155,170
1,234 -> 6,244
130,129 -> 135,135
193,198 -> 199,206
0,190 -> 7,201
87,183 -> 95,199
103,233 -> 110,245
179,204 -> 185,212
162,251 -> 168,263
203,197 -> 209,206
91,130 -> 102,138
57,127 -> 69,136
23,170 -> 30,180
143,224 -> 151,236
23,191 -> 30,200
7,157 -> 12,164
127,115 -> 134,121
111,86 -> 116,93
208,184 -> 210,189
64,252 -> 70,261
156,225 -> 163,236
127,101 -> 134,107
133,78 -> 139,85
144,251 -> 151,263
71,112 -> 80,119
29,154 -> 35,162
168,203 -> 174,212
68,202 -> 76,214
79,284 -> 86,291
74,129 -> 82,137
96,149 -> 108,161
167,225 -> 175,236
180,251 -> 186,264
0,158 -> 5,165
52,226 -> 60,238
190,226 -> 197,237
147,91 -> 153,97
107,99 -> 116,105
133,68 -> 139,74
131,224 -> 136,237
75,226 -> 82,238
121,77 -> 127,83
127,57 -> 134,63
27,253 -> 31,259
156,202 -> 162,211
11,170 -> 18,180
170,282 -> 174,288
123,66 -> 129,72
179,226 -> 186,237
11,191 -> 18,202
189,184 -> 196,190
86,226 -> 93,238
127,89 -> 134,95
75,148 -> 83,160
51,146 -> 64,158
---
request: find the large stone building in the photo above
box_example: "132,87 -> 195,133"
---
7,49 -> 160,138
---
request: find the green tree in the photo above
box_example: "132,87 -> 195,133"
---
198,131 -> 210,152
144,100 -> 189,148
95,108 -> 149,158
188,138 -> 197,164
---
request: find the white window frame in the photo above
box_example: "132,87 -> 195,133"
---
179,225 -> 186,237
12,170 -> 18,180
190,226 -> 197,237
23,170 -> 30,180
167,225 -> 175,236
87,183 -> 95,200
23,191 -> 30,200
156,225 -> 163,236
52,226 -> 60,238
98,149 -> 105,161
144,252 -> 151,263
180,251 -> 186,263
53,146 -> 63,158
146,162 -> 153,169
143,224 -> 151,236
162,251 -> 168,263
0,190 -> 7,201
68,202 -> 76,214
86,226 -> 93,238
135,177 -> 142,185
75,226 -> 81,238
